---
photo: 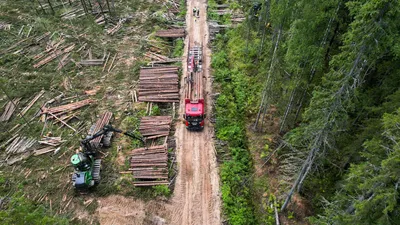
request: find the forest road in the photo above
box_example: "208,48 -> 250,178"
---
166,0 -> 221,224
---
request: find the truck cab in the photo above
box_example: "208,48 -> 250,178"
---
184,99 -> 204,130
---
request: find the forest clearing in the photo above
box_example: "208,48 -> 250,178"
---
1,0 -> 400,225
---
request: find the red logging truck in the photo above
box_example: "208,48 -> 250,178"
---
183,43 -> 205,130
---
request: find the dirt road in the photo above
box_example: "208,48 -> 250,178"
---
167,0 -> 221,224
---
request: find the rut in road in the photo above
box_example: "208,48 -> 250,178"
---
167,0 -> 221,224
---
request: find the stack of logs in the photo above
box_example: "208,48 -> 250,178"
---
139,116 -> 172,140
145,51 -> 180,65
87,111 -> 113,149
138,66 -> 179,102
155,29 -> 185,38
129,145 -> 169,186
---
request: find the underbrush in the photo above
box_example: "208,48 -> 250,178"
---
212,30 -> 258,225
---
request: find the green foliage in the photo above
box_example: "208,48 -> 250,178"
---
311,108 -> 400,224
152,185 -> 171,197
0,194 -> 68,225
150,105 -> 161,116
178,0 -> 187,18
172,38 -> 184,58
213,21 -> 259,225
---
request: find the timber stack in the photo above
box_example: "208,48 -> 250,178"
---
129,145 -> 169,186
155,29 -> 185,38
138,66 -> 180,102
139,116 -> 172,140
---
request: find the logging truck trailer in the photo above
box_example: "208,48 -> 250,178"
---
183,43 -> 205,130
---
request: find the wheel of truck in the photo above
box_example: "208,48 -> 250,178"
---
102,131 -> 113,147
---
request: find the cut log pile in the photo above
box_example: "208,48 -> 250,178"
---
88,111 -> 113,149
129,145 -> 169,186
138,66 -> 180,102
139,116 -> 172,140
155,29 -> 185,38
144,51 -> 180,65
0,98 -> 21,122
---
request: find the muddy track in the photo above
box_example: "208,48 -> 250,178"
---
167,0 -> 221,224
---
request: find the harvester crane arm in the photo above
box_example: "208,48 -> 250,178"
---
80,124 -> 146,150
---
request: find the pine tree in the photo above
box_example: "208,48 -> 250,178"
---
281,0 -> 400,210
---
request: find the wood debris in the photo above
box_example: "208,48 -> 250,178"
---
129,145 -> 169,186
41,99 -> 95,116
95,15 -> 105,25
0,98 -> 21,122
80,59 -> 105,66
60,8 -> 85,20
38,136 -> 65,147
20,90 -> 45,117
145,51 -> 180,65
5,136 -> 36,155
33,44 -> 75,68
33,146 -> 58,156
84,86 -> 101,96
139,116 -> 172,139
107,18 -> 126,35
211,9 -> 232,15
0,23 -> 11,30
138,66 -> 180,102
155,29 -> 185,38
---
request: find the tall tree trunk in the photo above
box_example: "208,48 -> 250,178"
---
280,87 -> 296,133
254,26 -> 282,130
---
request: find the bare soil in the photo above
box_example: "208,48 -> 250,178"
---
166,0 -> 221,224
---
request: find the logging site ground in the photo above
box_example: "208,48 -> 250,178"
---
0,0 -> 225,224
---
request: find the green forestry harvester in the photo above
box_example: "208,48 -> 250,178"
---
70,125 -> 144,190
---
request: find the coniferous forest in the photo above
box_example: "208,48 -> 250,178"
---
210,0 -> 400,224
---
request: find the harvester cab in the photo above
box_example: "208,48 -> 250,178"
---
71,125 -> 145,190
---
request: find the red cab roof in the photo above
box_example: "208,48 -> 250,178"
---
185,102 -> 204,116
